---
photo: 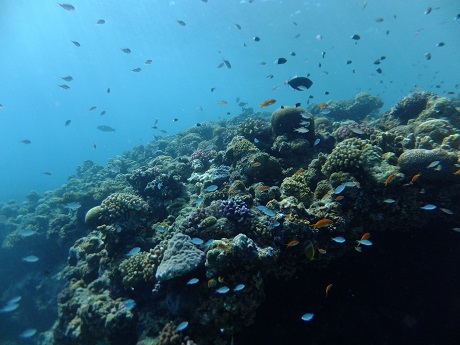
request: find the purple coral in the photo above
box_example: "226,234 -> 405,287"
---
218,197 -> 253,222
335,123 -> 375,142
190,148 -> 215,163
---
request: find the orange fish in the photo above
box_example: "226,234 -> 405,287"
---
251,162 -> 262,168
258,185 -> 270,191
218,100 -> 228,105
294,168 -> 305,175
318,102 -> 328,108
411,173 -> 421,183
318,248 -> 327,254
285,240 -> 299,248
208,278 -> 217,288
384,173 -> 395,186
454,169 -> 460,175
312,218 -> 333,229
334,195 -> 344,201
259,98 -> 276,108
325,283 -> 333,298
360,232 -> 371,241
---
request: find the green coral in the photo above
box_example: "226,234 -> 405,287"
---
271,106 -> 315,142
118,247 -> 164,288
224,136 -> 258,163
280,174 -> 313,205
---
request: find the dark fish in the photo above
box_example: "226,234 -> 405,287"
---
217,62 -> 224,68
425,7 -> 432,15
58,84 -> 70,90
287,76 -> 313,91
144,59 -> 153,65
43,172 -> 52,176
294,33 -> 301,39
321,51 -> 326,58
380,56 -> 386,60
309,95 -> 314,98
324,91 -> 330,95
100,111 -> 106,116
290,51 -> 296,57
266,74 -> 274,79
121,48 -> 131,54
351,34 -> 361,40
107,88 -> 111,93
376,68 -> 382,74
425,52 -> 431,60
375,17 -> 384,22
437,42 -> 445,47
89,106 -> 97,111
238,102 -> 247,107
386,30 -> 390,35
259,61 -> 267,65
235,23 -> 241,30
93,143 -> 97,149
276,58 -> 287,64
96,19 -> 105,24
0,104 -> 4,109
20,139 -> 31,144
211,87 -> 216,92
173,118 -> 178,122
373,59 -> 381,65
196,123 -> 201,126
177,20 -> 186,26
58,3 -> 75,11
292,21 -> 297,26
253,36 -> 260,42
71,40 -> 80,47
455,13 -> 460,20
318,62 -> 322,68
223,59 -> 231,69
295,103 -> 301,107
346,60 -> 352,64
61,75 -> 73,81
131,68 -> 141,72
65,120 -> 71,126
97,125 -> 116,132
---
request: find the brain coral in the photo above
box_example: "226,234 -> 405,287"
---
155,233 -> 205,281
271,106 -> 315,143
398,149 -> 458,182
322,138 -> 383,176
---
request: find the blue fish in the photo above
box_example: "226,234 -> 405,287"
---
356,239 -> 372,246
420,204 -> 437,210
334,184 -> 346,194
154,227 -> 165,233
256,205 -> 276,217
126,247 -> 141,256
204,185 -> 218,192
331,236 -> 346,243
216,286 -> 230,294
123,299 -> 136,311
191,237 -> 204,245
193,197 -> 204,204
313,138 -> 321,146
187,278 -> 199,285
301,313 -> 314,322
19,328 -> 37,339
175,321 -> 189,332
234,284 -> 245,292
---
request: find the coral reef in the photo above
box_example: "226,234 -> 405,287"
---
270,106 -> 315,143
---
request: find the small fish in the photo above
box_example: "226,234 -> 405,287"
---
454,169 -> 460,175
234,23 -> 241,30
411,173 -> 421,183
294,168 -> 305,175
71,40 -> 80,47
455,13 -> 460,21
65,120 -> 71,126
234,284 -> 245,292
64,202 -> 81,209
89,106 -> 97,111
351,34 -> 361,40
157,182 -> 163,190
0,303 -> 19,313
121,48 -> 131,54
304,241 -> 315,261
275,58 -> 287,64
426,161 -> 441,169
251,162 -> 262,168
318,248 -> 327,254
312,218 -> 333,229
452,228 -> 460,233
350,128 -> 365,135
257,205 -> 276,217
175,321 -> 189,332
253,36 -> 260,41
20,139 -> 31,144
334,195 -> 344,201
96,19 -> 105,24
58,84 -> 70,90
375,17 -> 384,22
177,20 -> 186,26
223,59 -> 231,69
43,172 -> 52,176
420,204 -> 437,210
216,286 -> 230,294
154,226 -> 165,233
318,103 -> 328,108
254,138 -> 259,143
19,329 -> 37,339
440,208 -> 453,215
437,42 -> 445,47
434,164 -> 442,171
61,75 -> 73,81
191,237 -> 204,245
218,100 -> 228,105
97,125 -> 116,132
313,138 -> 321,146
356,239 -> 373,246
18,228 -> 36,237
208,278 -> 217,288
288,76 -> 313,91
346,60 -> 353,64
107,87 -> 111,93
320,108 -> 331,115
187,278 -> 199,285
131,68 -> 142,72
259,99 -> 276,108
100,111 -> 106,116
126,247 -> 141,256
425,7 -> 432,15
331,236 -> 346,243
144,59 -> 153,65
384,173 -> 395,186
123,299 -> 136,311
258,185 -> 270,191
383,198 -> 396,204
376,68 -> 382,74
301,313 -> 314,322
58,3 -> 75,11
22,255 -> 39,263
294,127 -> 309,133
285,240 -> 299,248
204,185 -> 218,192
355,246 -> 363,253
325,283 -> 333,298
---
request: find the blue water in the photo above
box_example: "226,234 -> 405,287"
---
0,0 -> 459,202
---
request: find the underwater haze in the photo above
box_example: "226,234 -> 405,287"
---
0,0 -> 459,202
